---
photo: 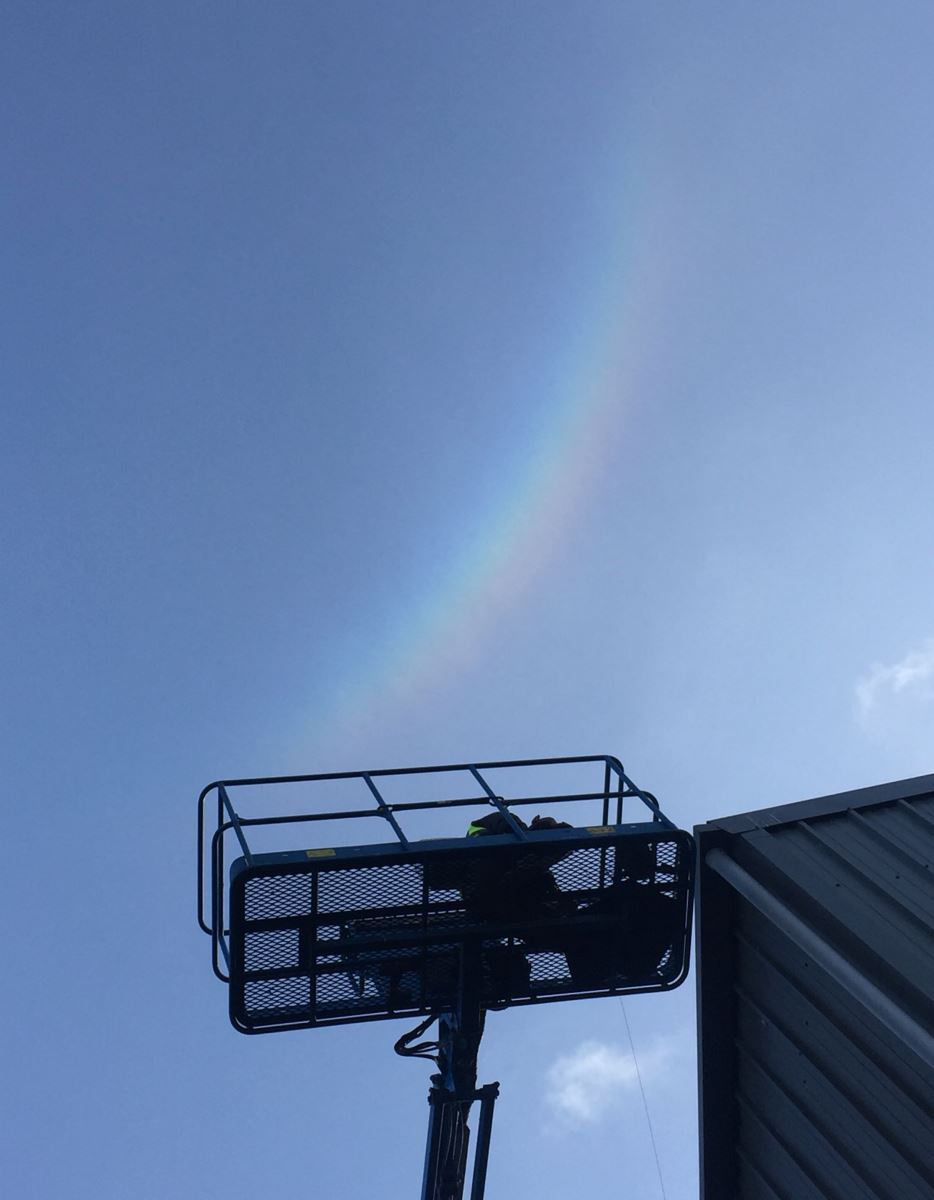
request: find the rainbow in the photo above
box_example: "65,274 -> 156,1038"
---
306,186 -> 669,749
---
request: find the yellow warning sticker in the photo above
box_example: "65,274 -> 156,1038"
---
305,847 -> 336,858
586,825 -> 614,835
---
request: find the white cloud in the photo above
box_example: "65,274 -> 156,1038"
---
544,1038 -> 672,1125
855,638 -> 934,728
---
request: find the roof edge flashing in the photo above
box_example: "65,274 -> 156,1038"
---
696,772 -> 934,837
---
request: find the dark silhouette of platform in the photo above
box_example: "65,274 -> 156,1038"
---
199,755 -> 694,1034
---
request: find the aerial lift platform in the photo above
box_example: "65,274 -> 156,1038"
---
198,754 -> 694,1198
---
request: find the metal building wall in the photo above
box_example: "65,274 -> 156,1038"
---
694,774 -> 934,1200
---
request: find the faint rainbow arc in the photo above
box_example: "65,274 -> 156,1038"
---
309,200 -> 665,744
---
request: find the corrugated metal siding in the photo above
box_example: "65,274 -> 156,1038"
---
696,783 -> 934,1200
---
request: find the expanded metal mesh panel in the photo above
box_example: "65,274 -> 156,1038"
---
228,829 -> 693,1033
245,974 -> 310,1015
317,863 -> 424,913
244,928 -> 299,971
245,874 -> 313,921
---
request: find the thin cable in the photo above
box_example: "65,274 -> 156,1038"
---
620,998 -> 667,1200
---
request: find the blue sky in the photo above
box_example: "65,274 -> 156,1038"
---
4,4 -> 934,1197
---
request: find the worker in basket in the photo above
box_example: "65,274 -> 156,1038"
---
461,811 -> 679,991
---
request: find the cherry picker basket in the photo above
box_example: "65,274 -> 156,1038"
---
197,756 -> 694,1034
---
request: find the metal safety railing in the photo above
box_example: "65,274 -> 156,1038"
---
198,754 -> 673,985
